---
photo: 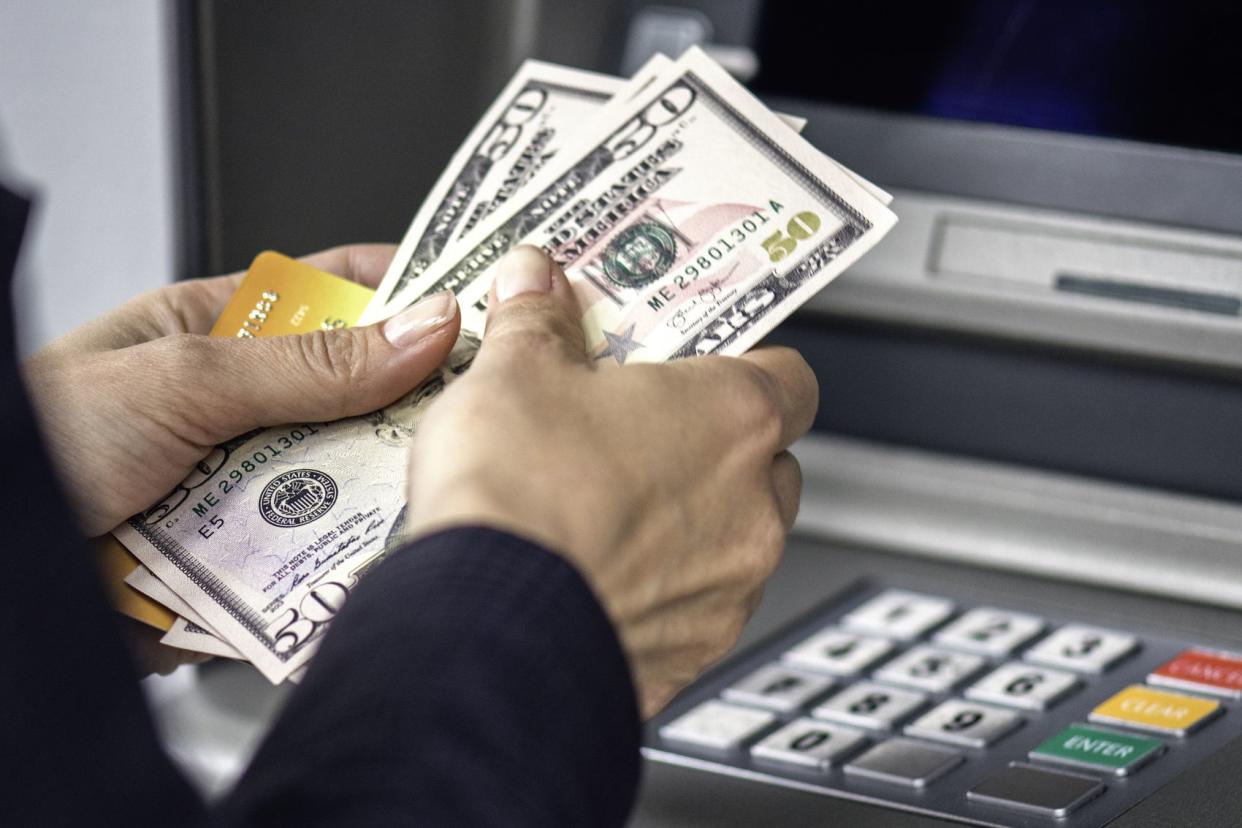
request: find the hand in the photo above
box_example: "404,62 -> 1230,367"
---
406,247 -> 817,717
23,244 -> 461,537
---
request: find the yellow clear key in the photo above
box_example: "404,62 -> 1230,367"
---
1090,685 -> 1221,737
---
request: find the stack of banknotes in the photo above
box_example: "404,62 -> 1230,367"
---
111,48 -> 897,684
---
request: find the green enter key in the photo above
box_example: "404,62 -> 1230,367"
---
1031,724 -> 1164,777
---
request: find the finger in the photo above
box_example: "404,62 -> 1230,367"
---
476,246 -> 588,367
772,450 -> 802,531
144,289 -> 461,439
43,245 -> 401,355
737,346 -> 819,451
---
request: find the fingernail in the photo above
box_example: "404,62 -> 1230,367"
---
382,290 -> 456,347
494,246 -> 551,302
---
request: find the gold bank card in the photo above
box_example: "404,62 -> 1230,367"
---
97,536 -> 177,631
106,251 -> 375,629
210,251 -> 375,338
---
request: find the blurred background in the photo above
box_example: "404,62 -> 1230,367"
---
9,0 -> 1240,355
2,0 -> 698,353
2,1 -> 177,353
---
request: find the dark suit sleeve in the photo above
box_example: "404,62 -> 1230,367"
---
0,186 -> 206,827
218,527 -> 643,827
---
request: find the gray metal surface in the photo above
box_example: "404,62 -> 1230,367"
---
772,98 -> 1242,238
804,189 -> 1242,371
792,435 -> 1242,610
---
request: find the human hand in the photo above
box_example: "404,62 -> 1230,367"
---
406,247 -> 817,717
23,244 -> 460,537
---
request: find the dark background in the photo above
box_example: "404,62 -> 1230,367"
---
753,0 -> 1242,153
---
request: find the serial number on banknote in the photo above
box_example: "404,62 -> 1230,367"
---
145,424 -> 323,537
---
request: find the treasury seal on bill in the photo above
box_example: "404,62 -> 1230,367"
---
259,469 -> 339,528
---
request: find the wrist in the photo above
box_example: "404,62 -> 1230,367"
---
406,478 -> 623,618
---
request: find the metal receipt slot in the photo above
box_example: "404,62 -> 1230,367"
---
930,214 -> 1242,316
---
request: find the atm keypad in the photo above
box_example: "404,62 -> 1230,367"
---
647,584 -> 1241,827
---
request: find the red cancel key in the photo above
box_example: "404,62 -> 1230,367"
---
1149,649 -> 1242,699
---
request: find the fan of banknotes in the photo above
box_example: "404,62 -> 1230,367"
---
109,48 -> 897,684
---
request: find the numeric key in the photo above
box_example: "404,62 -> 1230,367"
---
783,628 -> 895,676
813,681 -> 927,730
904,699 -> 1022,748
967,662 -> 1080,711
842,590 -> 954,640
751,719 -> 868,770
659,700 -> 776,751
723,664 -> 835,712
1025,625 -> 1137,673
873,645 -> 985,693
934,607 -> 1043,656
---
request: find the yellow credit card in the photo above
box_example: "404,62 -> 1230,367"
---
106,251 -> 375,630
210,250 -> 375,338
97,536 -> 178,631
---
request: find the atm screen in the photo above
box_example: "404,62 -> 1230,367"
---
752,0 -> 1242,155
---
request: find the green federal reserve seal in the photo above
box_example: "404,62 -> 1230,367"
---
603,222 -> 677,290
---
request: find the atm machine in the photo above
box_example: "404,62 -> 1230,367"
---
163,2 -> 1242,825
630,2 -> 1242,825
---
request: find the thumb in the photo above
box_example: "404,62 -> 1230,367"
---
478,245 -> 587,365
162,289 -> 460,437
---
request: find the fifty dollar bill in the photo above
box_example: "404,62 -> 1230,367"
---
362,54 -> 856,322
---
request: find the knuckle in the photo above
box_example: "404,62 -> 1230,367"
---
787,453 -> 804,488
741,509 -> 787,582
732,362 -> 783,445
770,346 -> 818,395
701,614 -> 747,665
295,330 -> 368,412
785,349 -> 820,425
159,333 -> 212,379
487,312 -> 579,359
722,610 -> 748,647
795,352 -> 819,403
734,535 -> 779,587
777,453 -> 804,500
761,504 -> 788,556
491,325 -> 565,357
